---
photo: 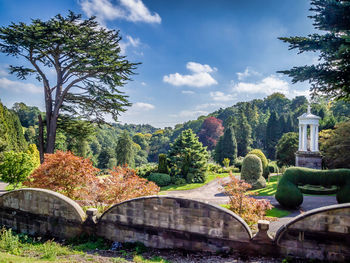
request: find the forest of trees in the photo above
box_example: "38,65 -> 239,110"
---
2,92 -> 350,170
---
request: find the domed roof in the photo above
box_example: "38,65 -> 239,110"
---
298,105 -> 321,120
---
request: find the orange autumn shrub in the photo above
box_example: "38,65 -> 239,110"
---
95,166 -> 159,206
24,151 -> 159,210
223,172 -> 272,225
24,151 -> 99,199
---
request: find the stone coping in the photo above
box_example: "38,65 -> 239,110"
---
0,188 -> 86,221
99,195 -> 253,239
274,203 -> 350,242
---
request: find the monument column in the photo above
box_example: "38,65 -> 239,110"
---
310,124 -> 315,151
298,124 -> 302,151
302,124 -> 308,151
315,125 -> 319,152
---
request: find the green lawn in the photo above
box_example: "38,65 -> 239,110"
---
160,172 -> 235,192
249,175 -> 282,196
265,207 -> 291,218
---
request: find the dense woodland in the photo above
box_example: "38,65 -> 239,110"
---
1,92 -> 350,170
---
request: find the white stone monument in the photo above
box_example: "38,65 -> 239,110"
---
295,105 -> 322,169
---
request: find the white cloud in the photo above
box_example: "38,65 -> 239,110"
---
163,62 -> 218,88
210,91 -> 236,102
119,35 -> 141,55
236,67 -> 261,81
80,0 -> 161,25
0,77 -> 42,94
232,75 -> 289,95
0,69 -> 8,77
181,90 -> 195,95
170,110 -> 208,118
132,102 -> 155,111
141,82 -> 147,86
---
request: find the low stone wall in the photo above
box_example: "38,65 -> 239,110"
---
276,203 -> 350,262
0,188 -> 85,239
0,189 -> 350,261
97,196 -> 252,252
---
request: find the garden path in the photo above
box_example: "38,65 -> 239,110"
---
163,177 -> 338,235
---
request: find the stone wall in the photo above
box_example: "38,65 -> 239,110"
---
0,188 -> 85,239
0,189 -> 350,261
276,203 -> 350,262
97,196 -> 252,252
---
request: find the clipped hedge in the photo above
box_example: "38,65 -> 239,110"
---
275,167 -> 350,208
241,154 -> 266,189
148,173 -> 171,187
268,162 -> 279,173
248,149 -> 269,178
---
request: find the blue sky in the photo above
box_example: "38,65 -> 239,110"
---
0,0 -> 318,128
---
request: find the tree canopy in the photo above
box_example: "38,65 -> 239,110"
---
278,0 -> 350,100
0,12 -> 137,157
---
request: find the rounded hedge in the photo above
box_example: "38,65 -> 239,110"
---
275,167 -> 350,208
148,173 -> 171,187
248,149 -> 269,178
241,154 -> 266,189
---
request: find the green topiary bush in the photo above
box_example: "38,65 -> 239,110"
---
268,162 -> 279,173
148,173 -> 171,187
248,149 -> 269,178
275,167 -> 350,208
234,157 -> 244,172
158,154 -> 169,174
136,163 -> 158,178
241,154 -> 266,189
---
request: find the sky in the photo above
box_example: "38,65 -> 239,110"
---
0,0 -> 318,128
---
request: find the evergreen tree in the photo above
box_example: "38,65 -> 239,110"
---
97,147 -> 115,169
214,126 -> 237,166
116,131 -> 135,167
233,109 -> 252,157
265,111 -> 282,159
168,129 -> 209,183
0,12 -> 137,157
279,0 -> 350,100
276,132 -> 298,167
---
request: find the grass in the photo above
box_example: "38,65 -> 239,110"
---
220,204 -> 291,218
249,175 -> 282,196
0,228 -> 172,263
159,172 -> 235,191
265,207 -> 291,218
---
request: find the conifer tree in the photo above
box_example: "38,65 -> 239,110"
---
214,126 -> 237,166
233,109 -> 252,157
168,129 -> 209,183
279,0 -> 350,100
116,131 -> 135,167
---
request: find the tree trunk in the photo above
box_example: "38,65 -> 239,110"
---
46,115 -> 58,153
38,114 -> 44,164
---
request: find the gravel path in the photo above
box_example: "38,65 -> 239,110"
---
163,177 -> 338,235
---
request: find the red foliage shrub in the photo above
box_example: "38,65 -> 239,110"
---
95,166 -> 159,206
198,116 -> 224,150
24,151 -> 98,199
222,173 -> 273,225
25,151 -> 159,210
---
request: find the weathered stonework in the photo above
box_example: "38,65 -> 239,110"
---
276,204 -> 350,262
0,188 -> 85,239
0,189 -> 350,262
295,151 -> 322,169
97,196 -> 252,252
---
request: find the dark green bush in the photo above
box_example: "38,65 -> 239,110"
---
158,154 -> 168,174
241,154 -> 266,189
248,149 -> 269,178
136,163 -> 158,178
275,167 -> 350,208
174,178 -> 186,185
148,173 -> 171,186
207,163 -> 221,173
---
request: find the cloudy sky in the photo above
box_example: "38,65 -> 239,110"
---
0,0 -> 317,127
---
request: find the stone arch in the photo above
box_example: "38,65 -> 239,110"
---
0,188 -> 85,239
97,196 -> 252,252
275,203 -> 350,261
